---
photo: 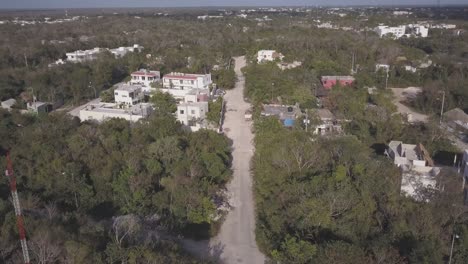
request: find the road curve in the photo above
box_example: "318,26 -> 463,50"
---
210,56 -> 265,264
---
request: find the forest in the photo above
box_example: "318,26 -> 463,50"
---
0,6 -> 467,263
0,106 -> 232,262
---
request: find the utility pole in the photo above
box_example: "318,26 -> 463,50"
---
440,90 -> 445,125
5,152 -> 31,264
385,67 -> 390,90
449,233 -> 459,264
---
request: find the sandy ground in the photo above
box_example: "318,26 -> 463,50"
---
391,87 -> 429,123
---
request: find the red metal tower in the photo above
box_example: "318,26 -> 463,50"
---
5,151 -> 30,264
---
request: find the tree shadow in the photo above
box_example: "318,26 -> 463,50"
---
179,238 -> 225,263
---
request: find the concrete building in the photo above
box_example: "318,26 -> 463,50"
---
162,72 -> 212,92
387,141 -> 440,200
27,101 -> 50,113
375,64 -> 390,72
321,76 -> 355,89
406,24 -> 429,38
1,99 -> 16,110
261,103 -> 301,127
79,103 -> 153,123
66,48 -> 104,63
312,109 -> 342,135
177,102 -> 209,131
375,25 -> 406,38
114,84 -> 144,106
257,50 -> 284,63
130,69 -> 161,87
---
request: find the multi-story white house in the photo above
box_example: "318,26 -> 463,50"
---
66,48 -> 104,62
114,84 -> 144,106
177,102 -> 209,131
175,90 -> 210,131
130,69 -> 161,87
375,25 -> 407,38
257,50 -> 284,63
162,72 -> 212,95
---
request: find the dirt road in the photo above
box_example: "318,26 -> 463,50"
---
210,56 -> 265,264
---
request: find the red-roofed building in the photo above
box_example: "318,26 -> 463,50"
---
130,69 -> 161,87
321,76 -> 355,89
162,72 -> 212,91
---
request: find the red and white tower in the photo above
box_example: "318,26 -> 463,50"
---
5,151 -> 30,264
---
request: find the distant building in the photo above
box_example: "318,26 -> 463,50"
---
261,103 -> 301,127
114,84 -> 144,106
1,99 -> 16,110
257,50 -> 284,63
130,69 -> 161,87
393,11 -> 412,15
386,141 -> 440,200
375,64 -> 390,72
321,76 -> 355,89
66,48 -> 104,63
404,65 -> 418,73
79,102 -> 153,123
375,25 -> 406,38
162,72 -> 212,95
312,109 -> 342,135
177,102 -> 209,131
109,44 -> 144,58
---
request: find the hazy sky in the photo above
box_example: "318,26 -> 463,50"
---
0,0 -> 466,9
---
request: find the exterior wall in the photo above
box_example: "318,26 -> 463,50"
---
176,102 -> 209,131
79,109 -> 145,122
114,88 -> 143,105
162,73 -> 212,90
375,26 -> 406,38
130,72 -> 160,87
412,160 -> 427,167
322,79 -> 355,89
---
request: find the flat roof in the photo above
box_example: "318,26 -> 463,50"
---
321,76 -> 355,81
82,103 -> 151,115
115,84 -> 142,92
132,70 -> 160,77
164,72 -> 208,80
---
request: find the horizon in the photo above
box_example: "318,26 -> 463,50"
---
1,0 -> 468,10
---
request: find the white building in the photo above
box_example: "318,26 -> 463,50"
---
404,65 -> 418,73
109,44 -> 144,58
177,102 -> 209,131
407,24 -> 429,38
393,11 -> 412,15
79,103 -> 153,123
312,109 -> 342,135
375,64 -> 390,72
162,72 -> 212,93
1,99 -> 16,110
114,84 -> 144,106
387,141 -> 440,200
375,25 -> 406,38
257,50 -> 284,63
66,48 -> 104,63
130,69 -> 161,87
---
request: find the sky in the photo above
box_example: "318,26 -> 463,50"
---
0,0 -> 466,9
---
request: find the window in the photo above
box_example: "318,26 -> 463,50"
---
114,92 -> 118,95
180,80 -> 184,84
191,80 -> 194,84
142,77 -> 146,80
191,110 -> 195,115
180,110 -> 184,114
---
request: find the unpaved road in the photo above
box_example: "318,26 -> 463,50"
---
391,88 -> 428,123
212,56 -> 265,263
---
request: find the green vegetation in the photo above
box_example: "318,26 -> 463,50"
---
0,109 -> 231,262
212,68 -> 236,90
207,97 -> 223,125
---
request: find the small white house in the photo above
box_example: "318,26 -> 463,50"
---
66,48 -> 104,63
114,84 -> 144,106
109,44 -> 144,58
177,102 -> 209,131
375,64 -> 390,72
257,50 -> 284,63
162,72 -> 212,91
130,69 -> 161,87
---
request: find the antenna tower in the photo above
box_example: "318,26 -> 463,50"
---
5,151 -> 30,264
